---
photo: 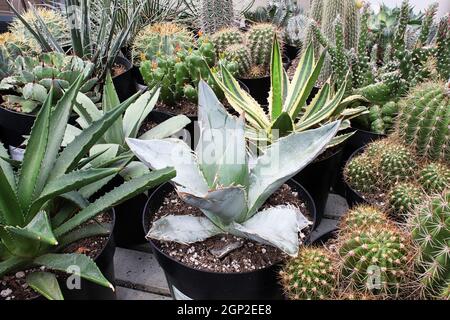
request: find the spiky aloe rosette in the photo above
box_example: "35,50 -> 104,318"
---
127,81 -> 341,256
338,225 -> 411,297
396,81 -> 450,164
280,248 -> 337,300
409,191 -> 449,299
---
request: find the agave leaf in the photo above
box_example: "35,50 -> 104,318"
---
139,115 -> 191,140
179,186 -> 248,227
28,4 -> 64,53
120,161 -> 149,180
0,145 -> 20,225
26,271 -> 64,300
62,124 -> 82,147
22,83 -> 47,103
74,92 -> 102,129
270,111 -> 294,138
326,132 -> 355,149
247,121 -> 340,217
231,205 -> 311,256
57,223 -> 111,249
58,191 -> 89,210
196,81 -> 248,188
6,211 -> 57,245
0,256 -> 28,278
147,215 -> 222,244
54,168 -> 175,237
34,253 -> 113,289
269,36 -> 284,120
123,88 -> 160,139
299,82 -> 330,121
88,144 -> 120,168
127,138 -> 208,196
102,73 -> 124,145
0,143 -> 15,189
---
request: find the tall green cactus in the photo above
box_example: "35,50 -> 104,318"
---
353,5 -> 371,88
223,44 -> 252,76
199,0 -> 235,34
434,15 -> 450,80
306,0 -> 324,59
410,191 -> 449,299
396,82 -> 450,163
247,23 -> 279,73
419,162 -> 450,193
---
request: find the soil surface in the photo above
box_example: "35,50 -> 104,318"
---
0,213 -> 111,300
154,100 -> 197,116
149,184 -> 312,273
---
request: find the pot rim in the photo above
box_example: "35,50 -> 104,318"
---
142,179 -> 317,276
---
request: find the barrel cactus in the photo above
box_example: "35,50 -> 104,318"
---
132,22 -> 193,63
344,154 -> 378,193
199,0 -> 235,34
377,141 -> 417,184
223,44 -> 252,76
396,81 -> 450,164
419,162 -> 450,193
211,28 -> 244,55
9,7 -> 70,54
388,182 -> 422,215
247,23 -> 280,73
409,191 -> 449,299
338,226 -> 410,296
339,205 -> 388,235
280,248 -> 337,300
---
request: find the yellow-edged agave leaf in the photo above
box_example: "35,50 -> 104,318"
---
299,82 -> 331,121
269,36 -> 285,119
27,271 -> 64,300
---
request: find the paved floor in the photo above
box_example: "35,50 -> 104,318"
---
115,193 -> 349,300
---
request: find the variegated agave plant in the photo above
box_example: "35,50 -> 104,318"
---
127,81 -> 341,256
214,36 -> 367,147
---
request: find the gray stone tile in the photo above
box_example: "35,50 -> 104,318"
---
324,194 -> 349,219
116,286 -> 171,300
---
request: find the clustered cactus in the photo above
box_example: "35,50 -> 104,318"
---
344,153 -> 378,194
409,191 -> 449,299
211,23 -> 280,78
366,101 -> 398,134
132,22 -> 194,64
199,0 -> 235,34
388,182 -> 422,215
396,81 -> 450,163
280,248 -> 337,300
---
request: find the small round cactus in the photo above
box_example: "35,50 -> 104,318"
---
409,190 -> 449,299
338,226 -> 410,296
377,142 -> 417,184
418,162 -> 450,193
247,23 -> 280,72
396,81 -> 450,163
132,23 -> 193,63
280,248 -> 337,300
344,154 -> 378,193
339,205 -> 388,235
223,44 -> 252,76
211,28 -> 244,55
388,182 -> 422,215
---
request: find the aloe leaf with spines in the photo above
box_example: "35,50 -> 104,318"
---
0,70 -> 175,299
213,36 -> 366,148
127,80 -> 341,256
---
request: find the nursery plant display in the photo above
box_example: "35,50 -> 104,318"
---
0,74 -> 175,300
409,191 -> 449,299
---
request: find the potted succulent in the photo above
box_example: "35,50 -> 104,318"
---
0,74 -> 175,300
126,80 -> 341,299
0,52 -> 98,147
213,36 -> 366,220
65,73 -> 190,247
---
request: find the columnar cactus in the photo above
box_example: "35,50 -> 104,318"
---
396,82 -> 450,163
434,15 -> 450,80
338,226 -> 410,296
280,248 -> 337,300
211,28 -> 244,55
410,191 -> 449,299
247,23 -> 279,73
388,182 -> 422,215
199,0 -> 235,34
223,44 -> 252,76
419,162 -> 450,193
339,205 -> 388,235
305,0 -> 324,59
344,154 -> 378,193
132,23 -> 193,63
377,141 -> 417,184
353,5 -> 371,89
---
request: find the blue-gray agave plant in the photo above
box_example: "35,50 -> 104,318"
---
127,81 -> 340,256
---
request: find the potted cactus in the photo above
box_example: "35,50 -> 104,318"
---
126,80 -> 341,299
0,73 -> 175,300
213,36 -> 365,220
65,72 -> 190,247
0,52 -> 98,147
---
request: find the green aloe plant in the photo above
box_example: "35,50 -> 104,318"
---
0,71 -> 175,300
127,80 -> 340,256
213,36 -> 366,147
64,72 -> 190,180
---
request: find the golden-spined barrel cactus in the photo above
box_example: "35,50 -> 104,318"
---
396,82 -> 450,164
9,8 -> 70,53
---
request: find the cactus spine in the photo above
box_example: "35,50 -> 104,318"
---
280,248 -> 337,300
396,82 -> 450,163
248,23 -> 279,74
410,191 -> 450,299
388,182 -> 422,215
344,153 -> 378,194
434,15 -> 450,80
223,44 -> 252,76
199,0 -> 235,34
419,162 -> 450,193
339,205 -> 388,235
377,142 -> 417,184
211,28 -> 244,55
353,5 -> 371,88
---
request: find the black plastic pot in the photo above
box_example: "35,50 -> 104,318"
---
143,180 -> 316,300
284,44 -> 300,61
112,56 -> 137,102
333,127 -> 386,197
238,76 -> 271,105
293,147 -> 343,224
343,146 -> 371,208
0,106 -> 36,147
